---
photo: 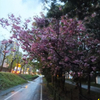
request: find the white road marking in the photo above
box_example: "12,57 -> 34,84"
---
40,77 -> 42,100
4,88 -> 24,100
3,77 -> 40,100
40,85 -> 42,100
4,84 -> 30,100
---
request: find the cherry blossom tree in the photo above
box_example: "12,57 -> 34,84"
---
0,14 -> 100,93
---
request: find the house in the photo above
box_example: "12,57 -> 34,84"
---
65,71 -> 73,79
96,71 -> 100,84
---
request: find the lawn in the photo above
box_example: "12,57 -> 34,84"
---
64,82 -> 100,100
0,72 -> 39,90
46,79 -> 100,100
0,72 -> 27,90
18,74 -> 39,81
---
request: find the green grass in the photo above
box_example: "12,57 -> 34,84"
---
18,74 -> 39,81
86,82 -> 100,88
65,82 -> 100,100
0,72 -> 27,90
47,79 -> 100,100
42,78 -> 53,100
66,78 -> 73,82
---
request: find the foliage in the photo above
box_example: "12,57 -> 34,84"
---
46,2 -> 63,19
85,12 -> 100,40
45,0 -> 100,40
18,74 -> 38,81
6,53 -> 13,65
46,0 -> 99,20
0,39 -> 14,71
0,72 -> 27,90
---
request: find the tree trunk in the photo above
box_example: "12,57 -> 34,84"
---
0,54 -> 6,71
15,64 -> 18,74
23,67 -> 25,74
9,58 -> 16,72
79,79 -> 82,94
52,74 -> 54,85
0,45 -> 7,71
87,73 -> 91,94
94,71 -> 96,84
62,73 -> 65,91
20,66 -> 22,74
56,19 -> 59,35
9,61 -> 13,72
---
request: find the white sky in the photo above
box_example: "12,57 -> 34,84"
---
0,0 -> 47,40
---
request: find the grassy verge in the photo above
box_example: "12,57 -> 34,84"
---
18,74 -> 39,81
45,79 -> 100,100
65,82 -> 100,100
42,78 -> 53,100
0,72 -> 27,90
47,83 -> 70,100
84,82 -> 100,88
66,78 -> 73,82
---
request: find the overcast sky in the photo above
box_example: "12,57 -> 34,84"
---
0,0 -> 47,40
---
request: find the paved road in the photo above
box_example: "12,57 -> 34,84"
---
0,76 -> 42,100
65,80 -> 100,93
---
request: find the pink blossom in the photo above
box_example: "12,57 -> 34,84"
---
91,58 -> 96,62
91,12 -> 96,17
47,56 -> 52,60
25,19 -> 31,23
11,34 -> 17,38
3,50 -> 9,53
78,41 -> 82,45
1,13 -> 98,79
73,60 -> 79,63
30,58 -> 33,60
23,54 -> 27,57
69,18 -> 73,22
70,72 -> 75,76
5,20 -> 10,26
59,6 -> 62,10
25,61 -> 28,64
8,39 -> 13,43
69,51 -> 72,53
2,40 -> 8,44
84,63 -> 89,67
16,43 -> 19,46
78,72 -> 83,77
22,57 -> 26,61
11,49 -> 16,52
42,66 -> 45,69
92,67 -> 96,71
11,14 -> 14,18
13,24 -> 20,30
69,30 -> 73,34
64,56 -> 69,62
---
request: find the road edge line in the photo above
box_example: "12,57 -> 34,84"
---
4,88 -> 23,100
40,76 -> 42,100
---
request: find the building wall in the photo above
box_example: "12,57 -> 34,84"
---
96,76 -> 100,84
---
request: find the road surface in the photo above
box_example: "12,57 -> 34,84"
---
0,76 -> 42,100
65,80 -> 100,93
